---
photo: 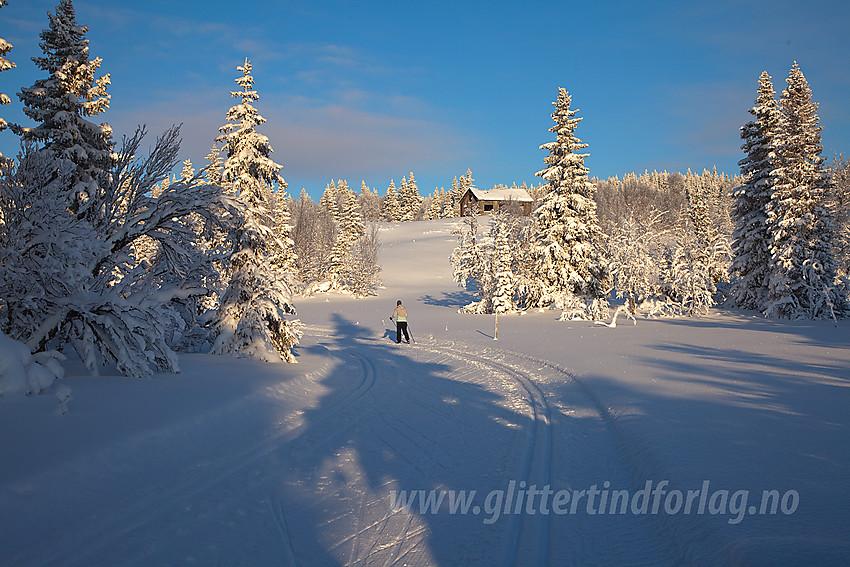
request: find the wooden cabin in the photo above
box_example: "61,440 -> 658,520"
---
459,187 -> 534,216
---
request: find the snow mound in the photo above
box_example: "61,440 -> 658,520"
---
0,332 -> 66,396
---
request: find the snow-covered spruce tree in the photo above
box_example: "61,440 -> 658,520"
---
398,177 -> 410,221
211,59 -> 301,362
358,180 -> 381,222
321,181 -> 346,287
448,176 -> 462,217
490,214 -> 517,313
269,185 -> 297,278
764,63 -> 847,320
828,154 -> 850,277
340,187 -> 365,247
203,143 -> 224,187
11,0 -> 114,220
531,88 -> 609,320
426,187 -> 446,219
330,186 -> 365,289
685,171 -> 731,287
320,179 -> 341,221
731,71 -> 780,311
399,173 -> 423,222
381,180 -> 401,222
180,158 -> 194,181
0,0 -> 15,158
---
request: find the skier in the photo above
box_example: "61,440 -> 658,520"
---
390,300 -> 410,344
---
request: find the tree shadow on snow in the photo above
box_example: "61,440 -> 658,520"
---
540,338 -> 850,565
245,312 -> 546,566
660,308 -> 850,350
420,290 -> 477,308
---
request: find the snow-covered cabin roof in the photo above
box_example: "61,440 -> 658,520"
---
467,187 -> 533,202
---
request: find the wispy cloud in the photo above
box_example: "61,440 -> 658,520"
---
106,85 -> 472,192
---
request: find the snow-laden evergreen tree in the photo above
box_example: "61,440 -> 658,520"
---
382,180 -> 401,222
531,88 -> 609,319
11,0 -> 114,219
358,180 -> 381,222
732,71 -> 780,311
0,0 -> 15,157
328,186 -> 364,287
399,172 -> 423,221
685,170 -> 731,286
211,59 -> 301,362
828,154 -> 850,276
180,158 -> 194,181
398,176 -> 410,220
270,187 -> 296,275
339,186 -> 365,246
448,176 -> 462,217
203,144 -> 224,187
684,170 -> 714,246
426,187 -> 446,219
320,179 -> 341,221
321,181 -> 345,285
490,214 -> 516,313
764,62 -> 847,320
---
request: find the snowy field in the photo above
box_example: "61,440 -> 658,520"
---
2,218 -> 849,566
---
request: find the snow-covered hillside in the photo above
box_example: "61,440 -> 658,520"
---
2,219 -> 849,566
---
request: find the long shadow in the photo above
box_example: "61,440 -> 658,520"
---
659,308 -> 850,349
541,336 -> 850,566
420,290 -> 477,308
265,313 -> 544,566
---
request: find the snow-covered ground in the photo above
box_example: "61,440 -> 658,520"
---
2,219 -> 849,566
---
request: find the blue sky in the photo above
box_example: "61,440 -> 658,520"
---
2,0 -> 849,200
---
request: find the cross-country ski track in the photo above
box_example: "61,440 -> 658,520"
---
3,219 -> 849,566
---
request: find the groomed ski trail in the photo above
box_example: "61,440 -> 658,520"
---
5,323 -> 702,567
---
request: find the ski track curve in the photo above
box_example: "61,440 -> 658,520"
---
301,325 -> 697,566
436,338 -> 724,566
12,324 -> 716,566
301,325 -> 555,567
418,341 -> 554,567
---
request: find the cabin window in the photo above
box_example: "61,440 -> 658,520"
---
483,204 -> 494,211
